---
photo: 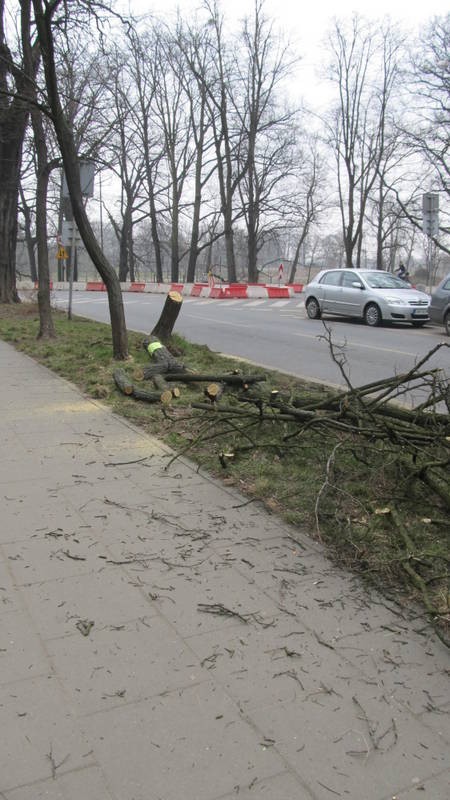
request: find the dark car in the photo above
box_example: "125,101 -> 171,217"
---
429,274 -> 450,335
304,269 -> 430,327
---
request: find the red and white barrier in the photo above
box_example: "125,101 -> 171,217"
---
28,281 -> 304,298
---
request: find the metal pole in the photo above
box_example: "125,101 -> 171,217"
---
99,171 -> 104,251
68,224 -> 76,320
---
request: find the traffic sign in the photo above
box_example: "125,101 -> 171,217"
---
422,192 -> 439,237
57,246 -> 68,260
61,221 -> 81,245
62,160 -> 95,199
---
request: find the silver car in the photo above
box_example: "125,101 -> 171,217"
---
304,269 -> 430,327
429,273 -> 450,335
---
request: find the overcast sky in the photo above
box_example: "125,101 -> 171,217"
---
137,0 -> 449,41
125,0 -> 449,107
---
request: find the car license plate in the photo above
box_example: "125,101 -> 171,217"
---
412,310 -> 428,317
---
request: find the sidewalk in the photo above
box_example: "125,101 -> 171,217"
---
0,338 -> 448,800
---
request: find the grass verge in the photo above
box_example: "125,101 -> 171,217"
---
0,301 -> 448,643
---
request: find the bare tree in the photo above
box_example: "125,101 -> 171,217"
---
145,25 -> 197,283
234,0 -> 297,281
324,16 -> 403,268
124,28 -> 166,282
174,20 -> 220,282
55,34 -> 116,281
32,0 -> 128,358
395,14 -> 450,255
198,0 -> 247,281
103,44 -> 146,282
280,135 -> 327,284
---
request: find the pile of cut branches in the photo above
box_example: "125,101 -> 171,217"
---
113,331 -> 450,645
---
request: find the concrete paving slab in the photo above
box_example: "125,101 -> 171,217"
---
415,704 -> 450,744
81,681 -> 287,800
46,614 -> 202,715
214,772 -> 315,799
5,766 -> 117,800
0,611 -> 50,683
2,530 -> 102,585
1,484 -> 82,545
186,618 -> 359,713
0,675 -> 95,792
0,428 -> 29,455
0,456 -> 73,483
148,561 -> 282,638
387,770 -> 450,798
247,684 -> 450,800
0,558 -> 22,615
20,565 -> 156,640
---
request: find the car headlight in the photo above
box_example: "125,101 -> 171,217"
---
385,296 -> 404,306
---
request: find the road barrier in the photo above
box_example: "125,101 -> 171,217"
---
27,280 -> 304,298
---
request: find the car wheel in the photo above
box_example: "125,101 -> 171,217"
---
364,303 -> 381,327
444,312 -> 450,336
411,321 -> 426,328
306,297 -> 321,319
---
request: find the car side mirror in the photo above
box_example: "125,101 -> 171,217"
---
351,281 -> 364,289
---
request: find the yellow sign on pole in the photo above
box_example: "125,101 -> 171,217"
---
57,246 -> 68,260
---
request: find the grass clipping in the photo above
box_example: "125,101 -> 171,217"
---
0,303 -> 449,645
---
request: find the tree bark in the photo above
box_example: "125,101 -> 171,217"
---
133,386 -> 168,404
30,93 -> 55,338
143,335 -> 186,373
151,291 -> 183,341
114,369 -> 134,395
163,373 -> 266,386
19,185 -> 38,282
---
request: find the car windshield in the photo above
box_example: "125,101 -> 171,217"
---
364,273 -> 410,290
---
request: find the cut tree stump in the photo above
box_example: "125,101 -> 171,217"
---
151,291 -> 183,341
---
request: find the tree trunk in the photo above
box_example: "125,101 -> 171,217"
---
32,107 -> 56,339
0,183 -> 21,303
170,178 -> 179,282
148,182 -> 163,282
19,185 -> 38,282
151,290 -> 183,341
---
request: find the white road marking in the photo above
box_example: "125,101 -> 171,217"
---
194,299 -> 215,306
184,314 -> 250,327
292,331 -> 416,356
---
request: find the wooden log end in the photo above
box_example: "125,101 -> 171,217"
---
205,382 -> 224,402
219,451 -> 235,467
168,290 -> 183,304
160,389 -> 173,405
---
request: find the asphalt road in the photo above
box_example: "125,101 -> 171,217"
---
52,291 -> 449,391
